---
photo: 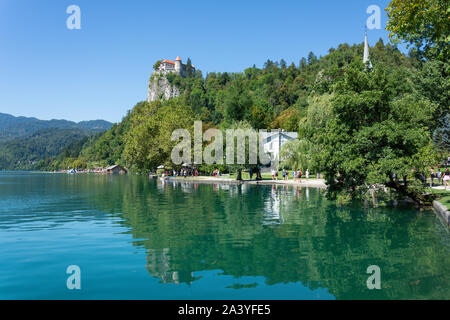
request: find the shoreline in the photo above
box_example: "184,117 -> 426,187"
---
5,171 -> 449,225
433,200 -> 450,225
162,176 -> 327,188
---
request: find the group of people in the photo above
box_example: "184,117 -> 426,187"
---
272,168 -> 310,182
430,168 -> 450,189
167,169 -> 198,178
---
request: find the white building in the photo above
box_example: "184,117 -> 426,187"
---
157,56 -> 194,77
262,129 -> 298,168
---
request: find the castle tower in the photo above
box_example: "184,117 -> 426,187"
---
174,56 -> 182,74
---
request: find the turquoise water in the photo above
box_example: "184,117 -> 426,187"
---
0,172 -> 448,300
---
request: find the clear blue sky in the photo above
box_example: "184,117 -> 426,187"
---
0,0 -> 398,123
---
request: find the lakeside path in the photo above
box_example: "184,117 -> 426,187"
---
164,176 -> 327,188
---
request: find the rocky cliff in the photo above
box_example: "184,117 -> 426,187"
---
147,71 -> 180,103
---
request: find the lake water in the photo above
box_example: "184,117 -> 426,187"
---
0,172 -> 449,300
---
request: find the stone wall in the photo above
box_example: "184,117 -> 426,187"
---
433,200 -> 450,225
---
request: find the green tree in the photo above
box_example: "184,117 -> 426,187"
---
186,57 -> 195,77
279,139 -> 314,172
123,99 -> 195,172
222,80 -> 252,124
153,60 -> 162,70
312,62 -> 437,205
386,0 -> 449,61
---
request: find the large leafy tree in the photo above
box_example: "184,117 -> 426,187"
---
386,0 -> 449,62
222,80 -> 253,124
123,99 -> 195,172
279,139 -> 314,172
222,120 -> 266,181
386,0 -> 449,155
312,62 -> 437,205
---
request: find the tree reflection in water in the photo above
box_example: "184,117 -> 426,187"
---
83,175 -> 449,299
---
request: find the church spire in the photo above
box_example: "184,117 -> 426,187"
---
363,29 -> 373,69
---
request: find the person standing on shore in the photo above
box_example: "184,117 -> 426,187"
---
444,169 -> 450,190
249,168 -> 253,180
430,169 -> 435,187
437,169 -> 442,185
271,168 -> 275,180
305,169 -> 309,179
282,169 -> 286,180
292,169 -> 296,181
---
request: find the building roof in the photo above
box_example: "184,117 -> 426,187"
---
106,164 -> 127,171
161,59 -> 175,65
175,56 -> 181,61
262,130 -> 298,141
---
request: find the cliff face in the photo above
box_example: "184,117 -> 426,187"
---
147,71 -> 180,103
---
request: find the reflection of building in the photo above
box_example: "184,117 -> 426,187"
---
146,248 -> 196,284
262,129 -> 298,167
263,185 -> 282,225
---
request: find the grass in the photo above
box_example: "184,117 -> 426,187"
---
440,196 -> 450,210
428,188 -> 450,210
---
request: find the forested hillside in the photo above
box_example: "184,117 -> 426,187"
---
0,113 -> 113,170
0,113 -> 112,142
54,15 -> 448,206
58,38 -> 423,171
0,128 -> 91,170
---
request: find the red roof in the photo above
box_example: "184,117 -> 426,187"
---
175,56 -> 181,61
161,60 -> 175,65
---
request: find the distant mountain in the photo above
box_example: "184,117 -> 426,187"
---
77,120 -> 114,132
0,113 -> 113,142
0,113 -> 113,170
0,128 -> 92,170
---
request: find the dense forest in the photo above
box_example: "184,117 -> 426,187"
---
55,38 -> 421,169
0,113 -> 111,142
0,114 -> 112,170
5,0 -> 449,205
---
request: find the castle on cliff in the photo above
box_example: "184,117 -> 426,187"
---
147,56 -> 194,102
157,56 -> 194,77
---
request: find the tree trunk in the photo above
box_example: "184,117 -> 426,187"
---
385,177 -> 434,206
256,168 -> 262,181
